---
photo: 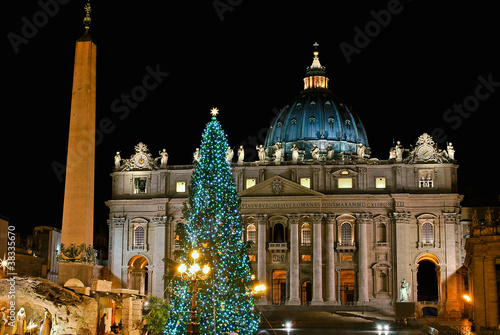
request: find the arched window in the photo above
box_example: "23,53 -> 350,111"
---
422,222 -> 433,243
273,223 -> 285,243
134,226 -> 145,248
301,223 -> 311,246
247,224 -> 256,243
340,222 -> 352,244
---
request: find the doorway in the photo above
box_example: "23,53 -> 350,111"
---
272,270 -> 287,305
417,259 -> 439,302
301,281 -> 312,305
340,269 -> 355,304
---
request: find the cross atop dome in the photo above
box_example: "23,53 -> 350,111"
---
310,42 -> 322,68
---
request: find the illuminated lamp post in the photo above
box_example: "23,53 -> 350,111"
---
178,250 -> 210,335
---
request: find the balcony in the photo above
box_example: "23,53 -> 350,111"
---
336,242 -> 356,252
268,242 -> 288,250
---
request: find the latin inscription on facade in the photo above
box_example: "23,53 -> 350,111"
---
240,201 -> 404,209
168,202 -> 405,212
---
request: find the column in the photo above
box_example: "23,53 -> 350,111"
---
336,269 -> 341,303
325,214 -> 336,304
287,214 -> 300,305
357,213 -> 370,303
311,213 -> 324,305
256,214 -> 268,304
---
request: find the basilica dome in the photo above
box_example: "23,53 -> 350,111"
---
264,48 -> 369,158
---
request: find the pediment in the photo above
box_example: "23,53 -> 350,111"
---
239,175 -> 323,197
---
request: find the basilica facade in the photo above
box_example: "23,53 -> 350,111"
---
106,49 -> 466,317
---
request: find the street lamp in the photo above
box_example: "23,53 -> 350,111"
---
178,250 -> 211,335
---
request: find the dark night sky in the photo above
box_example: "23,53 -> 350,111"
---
3,1 -> 500,236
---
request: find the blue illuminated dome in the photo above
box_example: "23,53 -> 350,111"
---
264,47 -> 369,159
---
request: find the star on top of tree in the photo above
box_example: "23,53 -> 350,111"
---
210,107 -> 219,116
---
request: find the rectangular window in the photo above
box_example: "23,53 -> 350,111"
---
247,230 -> 256,243
248,255 -> 256,262
419,170 -> 434,188
338,178 -> 352,188
375,177 -> 386,189
246,178 -> 256,189
176,181 -> 186,193
300,178 -> 311,188
134,177 -> 147,194
341,254 -> 353,262
301,255 -> 311,262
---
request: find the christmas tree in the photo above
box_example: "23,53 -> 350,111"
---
165,108 -> 259,335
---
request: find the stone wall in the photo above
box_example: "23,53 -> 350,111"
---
0,277 -> 98,335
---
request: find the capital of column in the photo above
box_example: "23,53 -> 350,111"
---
355,212 -> 372,223
392,211 -> 411,224
326,213 -> 336,224
311,213 -> 325,225
256,214 -> 268,225
287,213 -> 301,224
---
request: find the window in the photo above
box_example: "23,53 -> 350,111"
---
422,222 -> 433,243
376,223 -> 387,243
246,178 -> 256,189
134,177 -> 147,194
301,255 -> 311,262
300,178 -> 311,188
134,226 -> 145,248
338,178 -> 352,188
301,223 -> 311,246
419,170 -> 434,188
375,177 -> 386,189
341,254 -> 353,262
340,222 -> 352,244
247,224 -> 256,243
248,255 -> 256,262
176,181 -> 186,193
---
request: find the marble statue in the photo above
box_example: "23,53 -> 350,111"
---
193,148 -> 200,163
256,145 -> 266,162
114,152 -> 121,169
395,141 -> 404,161
159,149 -> 169,166
310,144 -> 319,161
237,146 -> 245,165
447,142 -> 455,160
400,278 -> 411,302
274,142 -> 283,164
226,146 -> 234,163
357,143 -> 366,159
389,148 -> 396,160
291,144 -> 299,163
326,143 -> 334,160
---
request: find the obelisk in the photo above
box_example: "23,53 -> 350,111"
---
58,1 -> 96,287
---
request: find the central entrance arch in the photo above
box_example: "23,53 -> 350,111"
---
416,254 -> 439,302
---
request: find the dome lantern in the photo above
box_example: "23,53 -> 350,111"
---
303,42 -> 329,90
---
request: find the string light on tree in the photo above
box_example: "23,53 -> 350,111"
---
165,107 -> 259,335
